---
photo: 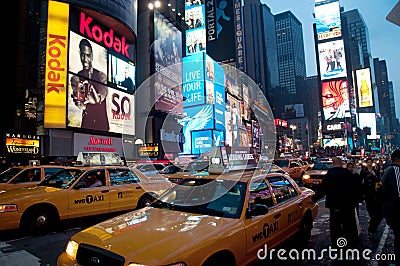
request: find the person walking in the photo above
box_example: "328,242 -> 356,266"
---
347,162 -> 363,215
382,150 -> 400,266
360,157 -> 384,237
313,157 -> 360,248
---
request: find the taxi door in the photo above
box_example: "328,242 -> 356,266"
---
244,178 -> 281,264
108,168 -> 143,212
67,169 -> 111,219
267,175 -> 303,241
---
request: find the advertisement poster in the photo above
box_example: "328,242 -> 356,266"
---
182,53 -> 206,107
152,10 -> 183,114
185,3 -> 206,56
213,58 -> 226,132
191,130 -> 213,154
356,68 -> 373,108
318,40 -> 347,80
180,104 -> 214,154
225,94 -> 242,147
68,81 -> 135,135
359,113 -> 377,139
314,0 -> 342,41
321,79 -> 350,120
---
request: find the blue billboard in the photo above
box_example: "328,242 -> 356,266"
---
182,53 -> 206,107
191,130 -> 224,155
180,104 -> 214,154
213,58 -> 226,131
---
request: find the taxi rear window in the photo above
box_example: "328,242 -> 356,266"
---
273,160 -> 289,168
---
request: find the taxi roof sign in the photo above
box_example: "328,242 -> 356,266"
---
208,146 -> 259,174
76,152 -> 124,166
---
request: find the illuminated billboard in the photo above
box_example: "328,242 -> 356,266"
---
359,113 -> 377,140
182,53 -> 206,107
45,0 -> 69,128
45,3 -> 136,134
314,0 -> 342,41
205,0 -> 236,63
152,10 -> 183,114
321,79 -> 350,120
212,57 -> 226,131
5,134 -> 40,155
191,130 -> 224,154
67,7 -> 136,134
318,40 -> 347,80
185,3 -> 206,56
225,94 -> 243,147
356,68 -> 373,108
180,104 -> 214,154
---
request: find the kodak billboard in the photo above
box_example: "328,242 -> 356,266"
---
44,0 -> 69,128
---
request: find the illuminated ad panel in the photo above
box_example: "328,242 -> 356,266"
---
152,10 -> 183,114
225,94 -> 243,147
242,84 -> 251,121
182,53 -> 206,107
321,79 -> 350,120
185,1 -> 206,56
314,0 -> 342,41
359,113 -> 377,139
67,7 -> 136,134
205,0 -> 236,63
206,55 -> 226,131
181,104 -> 214,154
318,40 -> 347,80
191,130 -> 224,154
356,68 -> 373,108
5,134 -> 40,155
323,138 -> 346,147
45,0 -> 69,128
284,104 -> 304,119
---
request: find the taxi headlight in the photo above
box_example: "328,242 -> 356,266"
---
303,175 -> 310,180
65,240 -> 79,260
0,204 -> 18,213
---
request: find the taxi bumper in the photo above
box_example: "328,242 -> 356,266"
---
0,211 -> 22,231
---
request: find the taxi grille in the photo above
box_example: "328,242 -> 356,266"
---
76,244 -> 124,266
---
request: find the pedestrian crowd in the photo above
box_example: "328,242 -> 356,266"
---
313,152 -> 400,265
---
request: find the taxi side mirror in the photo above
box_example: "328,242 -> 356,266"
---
246,204 -> 269,218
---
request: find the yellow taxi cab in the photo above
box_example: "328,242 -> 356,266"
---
58,148 -> 318,266
0,164 -> 173,234
0,165 -> 65,190
273,158 -> 305,183
302,159 -> 333,188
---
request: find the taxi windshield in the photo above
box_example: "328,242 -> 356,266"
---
39,169 -> 85,189
312,162 -> 333,170
0,167 -> 23,183
152,178 -> 246,219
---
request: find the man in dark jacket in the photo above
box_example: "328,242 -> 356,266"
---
382,150 -> 400,265
313,157 -> 361,248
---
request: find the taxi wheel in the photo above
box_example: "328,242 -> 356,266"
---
203,251 -> 235,266
137,194 -> 155,209
21,206 -> 59,235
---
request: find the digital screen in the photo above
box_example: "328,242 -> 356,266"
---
225,94 -> 242,147
321,79 -> 350,120
152,10 -> 183,113
108,53 -> 135,94
314,0 -> 342,41
180,104 -> 214,154
185,5 -> 205,30
213,59 -> 226,132
323,138 -> 346,147
186,28 -> 207,55
318,40 -> 347,80
191,130 -> 213,154
359,113 -> 377,140
67,8 -> 136,135
182,53 -> 206,107
356,68 -> 373,108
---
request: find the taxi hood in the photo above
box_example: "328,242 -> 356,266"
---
0,185 -> 61,201
71,207 -> 243,263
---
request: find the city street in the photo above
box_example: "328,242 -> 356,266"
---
0,197 -> 396,266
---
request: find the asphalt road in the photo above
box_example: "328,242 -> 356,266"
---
0,199 -> 396,266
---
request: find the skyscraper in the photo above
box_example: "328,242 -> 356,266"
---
274,11 -> 307,118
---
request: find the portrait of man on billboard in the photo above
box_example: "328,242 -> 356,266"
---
68,34 -> 109,132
